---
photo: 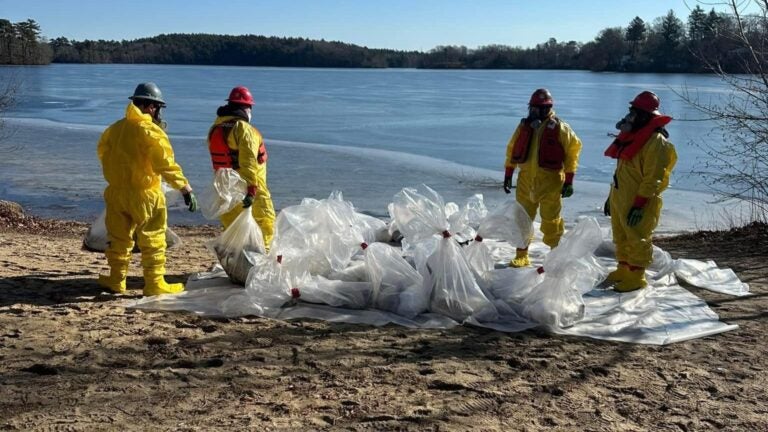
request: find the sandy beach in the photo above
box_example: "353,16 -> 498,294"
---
1,203 -> 767,431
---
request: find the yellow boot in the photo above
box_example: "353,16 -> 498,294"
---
98,265 -> 127,294
509,248 -> 531,268
606,261 -> 629,283
143,275 -> 185,296
615,267 -> 647,293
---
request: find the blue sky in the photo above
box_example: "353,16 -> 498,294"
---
1,0 -> 721,51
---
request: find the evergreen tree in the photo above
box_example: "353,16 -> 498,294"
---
644,10 -> 685,71
687,5 -> 708,41
625,16 -> 647,69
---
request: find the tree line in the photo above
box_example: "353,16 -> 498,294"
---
419,6 -> 760,73
0,19 -> 53,64
1,6 -> 765,73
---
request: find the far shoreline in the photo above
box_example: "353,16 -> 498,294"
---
2,62 -> 727,76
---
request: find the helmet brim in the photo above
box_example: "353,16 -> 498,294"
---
130,96 -> 166,107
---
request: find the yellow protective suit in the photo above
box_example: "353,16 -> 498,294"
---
609,132 -> 677,268
505,110 -> 582,248
97,103 -> 190,294
209,116 -> 276,248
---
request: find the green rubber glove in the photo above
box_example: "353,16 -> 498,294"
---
561,183 -> 574,198
627,207 -> 643,226
183,191 -> 198,212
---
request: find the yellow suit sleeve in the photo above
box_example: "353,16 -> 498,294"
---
559,122 -> 582,174
505,126 -> 521,169
145,125 -> 189,190
97,127 -> 110,163
231,121 -> 264,188
637,133 -> 677,198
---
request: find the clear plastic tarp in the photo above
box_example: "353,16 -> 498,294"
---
127,186 -> 749,345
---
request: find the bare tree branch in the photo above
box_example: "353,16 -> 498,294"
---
678,1 -> 768,221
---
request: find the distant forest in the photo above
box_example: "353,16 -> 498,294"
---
0,19 -> 52,65
0,7 -> 764,73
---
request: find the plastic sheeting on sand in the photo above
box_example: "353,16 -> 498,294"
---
127,188 -> 749,345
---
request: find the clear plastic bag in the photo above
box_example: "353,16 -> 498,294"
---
160,182 -> 186,211
446,194 -> 487,243
355,212 -> 391,243
519,217 -> 605,327
464,194 -> 488,229
245,251 -> 309,316
316,192 -> 367,272
392,185 -> 497,322
297,276 -> 373,309
477,200 -> 533,249
391,185 -> 449,244
200,168 -> 246,220
365,242 -> 427,318
489,266 -> 545,304
209,209 -> 266,285
427,237 -> 498,322
271,192 -> 366,277
464,236 -> 495,294
328,259 -> 369,282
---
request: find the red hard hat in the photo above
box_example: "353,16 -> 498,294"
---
529,88 -> 554,107
227,86 -> 254,106
630,91 -> 660,115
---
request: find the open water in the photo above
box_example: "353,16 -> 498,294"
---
0,64 -> 745,231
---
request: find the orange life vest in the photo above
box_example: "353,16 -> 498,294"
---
208,120 -> 268,170
510,117 -> 565,170
604,115 -> 672,161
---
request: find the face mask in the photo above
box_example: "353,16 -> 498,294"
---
528,107 -> 550,129
247,109 -> 252,122
616,111 -> 636,133
152,105 -> 167,130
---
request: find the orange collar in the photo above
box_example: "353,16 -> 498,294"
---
605,115 -> 672,160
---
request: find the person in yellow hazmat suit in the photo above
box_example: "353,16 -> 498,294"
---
207,86 -> 276,249
604,91 -> 677,292
503,88 -> 583,267
97,82 -> 198,296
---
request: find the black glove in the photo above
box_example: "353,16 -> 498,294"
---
503,168 -> 514,194
182,191 -> 197,212
243,185 -> 256,208
603,198 -> 610,217
561,183 -> 574,198
627,207 -> 644,226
